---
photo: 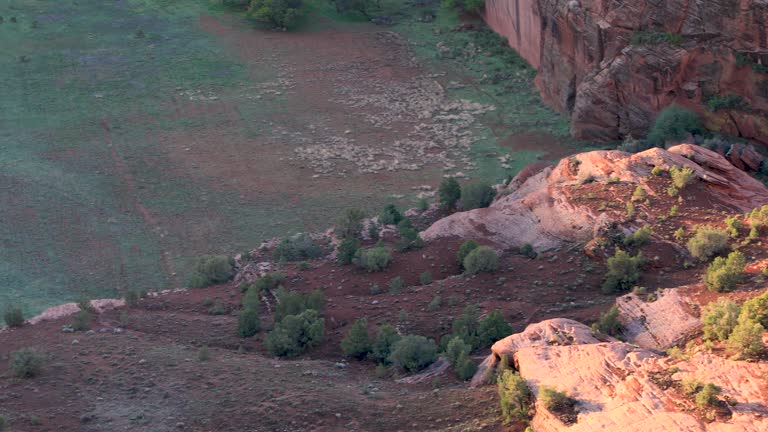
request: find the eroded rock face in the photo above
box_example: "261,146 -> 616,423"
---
421,144 -> 768,250
479,318 -> 768,431
484,0 -> 768,143
617,288 -> 701,351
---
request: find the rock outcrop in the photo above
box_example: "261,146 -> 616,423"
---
421,144 -> 768,250
484,0 -> 768,143
617,288 -> 701,351
477,318 -> 768,431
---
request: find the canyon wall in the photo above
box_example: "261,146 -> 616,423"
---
484,0 -> 768,143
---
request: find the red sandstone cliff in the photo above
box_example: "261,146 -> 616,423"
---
484,0 -> 768,143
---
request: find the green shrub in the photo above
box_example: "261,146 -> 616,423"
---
520,243 -> 536,259
539,386 -> 575,413
623,226 -> 652,247
695,383 -> 721,410
674,227 -> 686,241
748,205 -> 768,232
631,186 -> 647,202
442,0 -> 484,13
445,336 -> 471,365
428,295 -> 442,311
457,240 -> 479,266
706,94 -> 748,112
631,30 -> 683,46
419,271 -> 433,285
197,346 -> 211,362
296,261 -> 311,271
681,377 -> 703,395
341,318 -> 372,360
498,370 -> 531,423
354,247 -> 392,272
463,246 -> 499,275
395,218 -> 424,251
454,352 -> 477,380
741,291 -> 768,328
651,166 -> 665,176
387,276 -> 404,294
248,0 -> 305,28
368,221 -> 380,241
478,311 -> 512,347
417,198 -> 429,212
328,0 -> 378,17
274,288 -> 325,322
10,348 -> 44,378
188,255 -> 235,288
337,238 -> 360,265
72,309 -> 92,331
702,298 -> 740,341
601,250 -> 644,293
336,208 -> 365,239
647,106 -> 704,146
371,324 -> 400,365
704,251 -> 746,292
687,226 -> 729,260
461,181 -> 497,210
438,177 -> 461,211
669,166 -> 697,190
727,314 -> 766,358
626,201 -> 636,217
379,204 -> 403,225
265,309 -> 324,357
207,298 -> 227,315
388,335 -> 438,373
124,291 -> 140,307
251,271 -> 285,293
3,306 -> 24,327
237,287 -> 261,338
273,233 -> 322,262
669,205 -> 680,217
592,305 -> 622,336
451,305 -> 481,348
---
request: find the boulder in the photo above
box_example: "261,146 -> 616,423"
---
617,288 -> 701,351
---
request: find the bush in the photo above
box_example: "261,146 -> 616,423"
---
748,205 -> 768,232
237,287 -> 261,338
463,246 -> 499,275
539,386 -> 575,413
687,226 -> 729,261
681,377 -> 702,395
273,233 -> 322,262
478,311 -> 512,347
461,181 -> 497,210
647,106 -> 704,146
601,250 -> 644,293
442,0 -> 484,13
520,243 -> 536,259
274,288 -> 325,322
197,346 -> 211,362
727,314 -> 766,358
379,204 -> 403,225
623,226 -> 652,247
125,291 -> 140,307
451,305 -> 481,348
702,298 -> 740,341
207,298 -> 227,315
188,255 -> 235,288
669,166 -> 696,190
631,30 -> 683,46
337,208 -> 365,240
265,309 -> 324,357
72,309 -> 92,331
248,0 -> 305,28
354,247 -> 392,272
695,383 -> 721,410
388,335 -> 438,373
454,352 -> 477,380
419,271 -> 433,285
438,177 -> 461,211
706,94 -> 747,112
336,238 -> 360,265
445,336 -> 471,365
371,324 -> 400,365
417,198 -> 429,212
387,276 -> 404,294
251,271 -> 285,293
704,251 -> 746,292
741,291 -> 768,328
3,306 -> 24,327
395,218 -> 424,251
631,186 -> 647,202
329,0 -> 378,17
725,216 -> 742,237
10,348 -> 44,378
498,370 -> 531,423
592,305 -> 622,336
457,240 -> 479,266
341,318 -> 372,359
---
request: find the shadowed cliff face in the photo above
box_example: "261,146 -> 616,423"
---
484,0 -> 768,143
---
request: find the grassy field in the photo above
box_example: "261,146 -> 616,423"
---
1,0 -> 596,316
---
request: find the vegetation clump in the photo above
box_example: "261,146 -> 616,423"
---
498,370 -> 532,423
3,306 -> 24,327
265,309 -> 324,357
687,226 -> 729,261
647,106 -> 704,146
337,208 -> 365,239
237,287 -> 261,338
539,386 -> 576,414
623,226 -> 652,247
601,250 -> 644,293
354,246 -> 392,272
388,335 -> 438,373
341,318 -> 372,360
438,177 -> 461,211
592,305 -> 622,337
336,237 -> 360,265
457,240 -> 479,267
704,251 -> 746,292
702,299 -> 740,342
463,246 -> 499,275
248,0 -> 305,29
274,288 -> 324,322
371,324 -> 400,365
188,255 -> 235,288
461,181 -> 496,210
378,204 -> 403,225
273,233 -> 322,262
442,0 -> 484,14
669,166 -> 697,190
10,348 -> 44,378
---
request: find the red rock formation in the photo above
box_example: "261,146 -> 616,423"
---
484,0 -> 768,143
